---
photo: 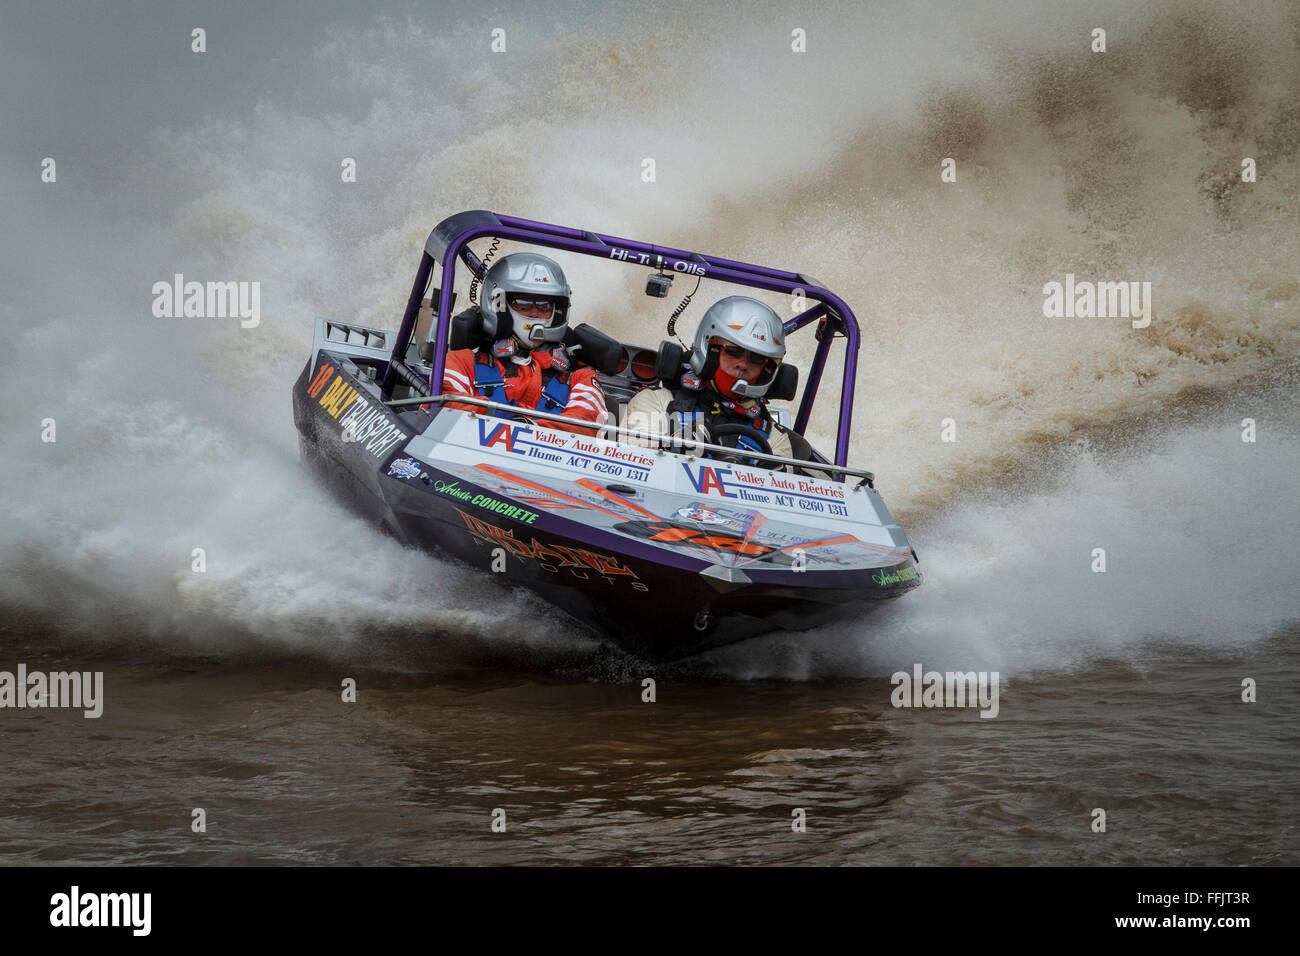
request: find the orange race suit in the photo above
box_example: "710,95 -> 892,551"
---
440,346 -> 608,437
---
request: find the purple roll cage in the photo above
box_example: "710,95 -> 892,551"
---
381,210 -> 863,468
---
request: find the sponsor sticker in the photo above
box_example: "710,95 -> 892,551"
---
457,510 -> 644,588
474,420 -> 656,473
872,566 -> 919,586
388,457 -> 423,480
309,366 -> 408,460
674,504 -> 729,525
612,519 -> 786,561
680,462 -> 850,513
431,479 -> 541,525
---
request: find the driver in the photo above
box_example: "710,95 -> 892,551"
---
624,296 -> 794,465
440,252 -> 608,436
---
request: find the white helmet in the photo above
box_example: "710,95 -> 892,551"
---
688,296 -> 786,398
480,252 -> 572,351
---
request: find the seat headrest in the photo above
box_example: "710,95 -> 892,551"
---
655,340 -> 686,384
769,362 -> 799,401
449,305 -> 500,351
565,323 -> 623,375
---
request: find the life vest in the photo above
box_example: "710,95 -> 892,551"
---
472,347 -> 572,419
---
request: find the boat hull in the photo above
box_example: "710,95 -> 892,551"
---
293,349 -> 921,659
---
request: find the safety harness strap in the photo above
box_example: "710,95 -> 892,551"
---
473,356 -> 516,418
539,372 -> 571,411
474,350 -> 573,418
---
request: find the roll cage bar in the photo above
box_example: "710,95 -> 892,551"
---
380,210 -> 865,467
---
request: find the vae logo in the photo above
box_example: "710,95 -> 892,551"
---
478,420 -> 528,453
681,463 -> 734,497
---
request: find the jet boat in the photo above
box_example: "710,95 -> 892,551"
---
292,211 -> 920,658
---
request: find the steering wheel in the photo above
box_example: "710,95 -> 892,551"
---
509,413 -> 538,426
706,422 -> 774,466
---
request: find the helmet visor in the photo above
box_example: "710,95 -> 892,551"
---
506,294 -> 559,320
508,294 -> 567,344
717,343 -> 780,374
711,340 -> 781,382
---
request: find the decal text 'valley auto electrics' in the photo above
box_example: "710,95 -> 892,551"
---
475,420 -> 655,481
679,463 -> 849,512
